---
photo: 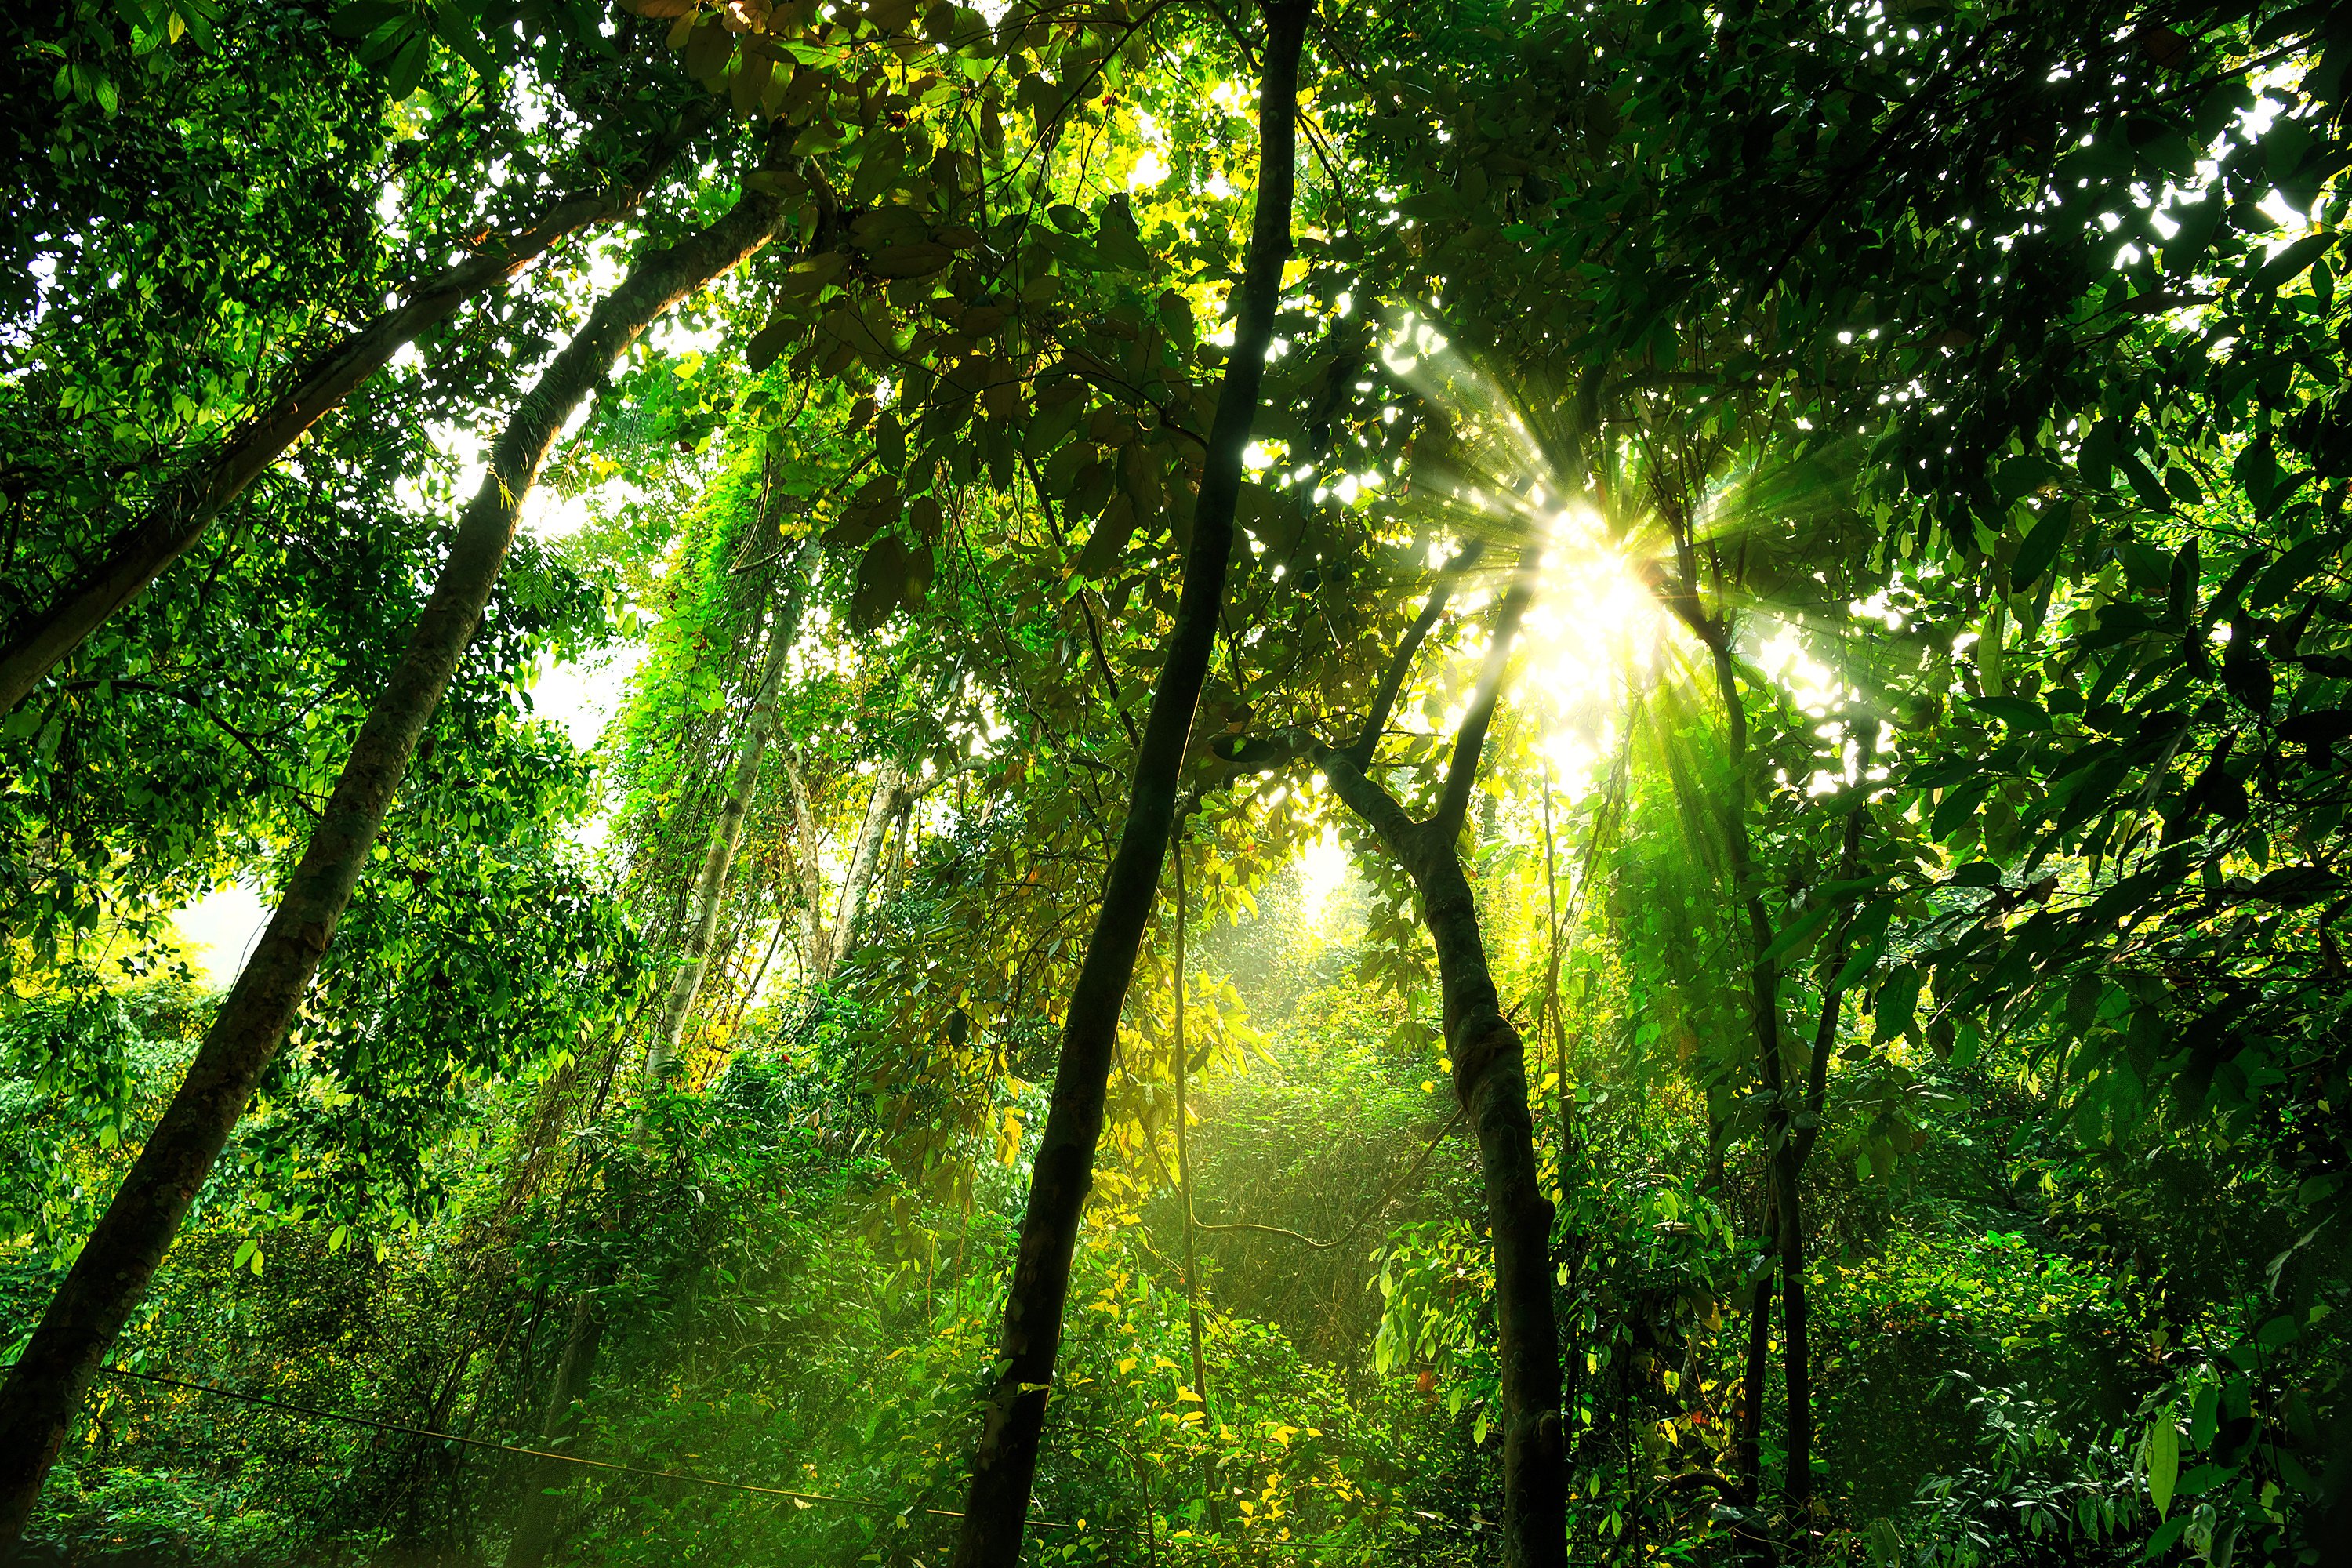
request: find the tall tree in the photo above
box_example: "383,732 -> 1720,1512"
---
1279,543 -> 1567,1568
0,148 -> 808,1546
948,3 -> 1312,1561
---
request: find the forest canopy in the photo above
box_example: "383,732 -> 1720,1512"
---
2,0 -> 2349,1564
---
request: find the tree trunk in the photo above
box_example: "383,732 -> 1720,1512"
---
782,751 -> 831,978
946,8 -> 1307,1563
514,539 -> 824,1557
820,759 -> 908,984
1298,548 -> 1562,1566
1307,539 -> 1564,1568
1777,807 -> 1866,1511
644,540 -> 821,1082
1322,750 -> 1567,1568
500,1289 -> 606,1568
1731,1178 -> 1779,1566
0,165 -> 800,1548
0,111 -> 705,717
1419,849 -> 1566,1568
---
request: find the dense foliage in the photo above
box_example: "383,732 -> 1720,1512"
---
2,0 -> 2348,1563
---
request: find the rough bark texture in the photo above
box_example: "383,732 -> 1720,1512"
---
0,169 -> 797,1548
0,111 -> 704,717
947,9 -> 1307,1563
644,542 -> 821,1082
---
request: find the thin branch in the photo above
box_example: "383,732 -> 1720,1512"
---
1024,448 -> 1139,747
1429,545 -> 1541,845
63,679 -> 321,820
1347,541 -> 1485,767
1191,1105 -> 1464,1253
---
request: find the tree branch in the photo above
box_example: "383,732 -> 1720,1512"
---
1429,546 -> 1541,847
1347,542 -> 1484,768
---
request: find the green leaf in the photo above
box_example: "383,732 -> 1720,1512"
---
746,320 -> 798,373
1970,695 -> 2048,731
431,7 -> 499,82
2222,626 -> 2274,712
2163,194 -> 2225,274
2115,446 -> 2172,514
1931,779 -> 1991,841
1092,223 -> 1153,272
382,30 -> 430,99
1873,966 -> 1922,1044
2078,421 -> 2118,490
2247,231 -> 2337,295
2250,533 -> 2343,608
2147,1416 -> 2179,1519
1759,899 -> 1838,965
1830,898 -> 1896,991
2012,502 -> 2071,586
2167,535 -> 2198,626
330,0 -> 405,38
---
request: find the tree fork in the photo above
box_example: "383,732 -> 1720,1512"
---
947,5 -> 1308,1563
0,106 -> 710,718
1314,753 -> 1567,1568
1308,551 -> 1566,1568
0,161 -> 800,1548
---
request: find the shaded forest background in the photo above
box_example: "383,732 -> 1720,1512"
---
2,0 -> 2349,1564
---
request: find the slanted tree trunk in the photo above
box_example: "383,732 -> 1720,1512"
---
510,547 -> 821,1566
883,792 -> 916,903
0,162 -> 803,1548
947,7 -> 1308,1563
1312,551 -> 1566,1568
820,759 -> 909,983
0,110 -> 706,717
644,539 -> 822,1083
